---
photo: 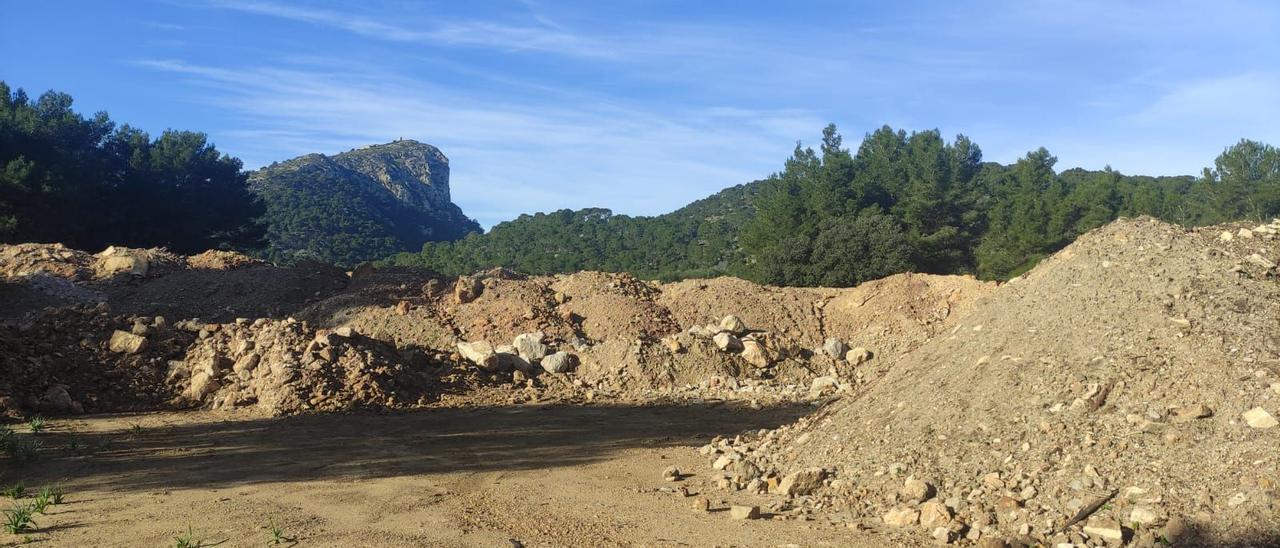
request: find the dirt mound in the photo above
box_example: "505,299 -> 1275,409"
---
186,249 -> 266,270
700,218 -> 1280,546
0,304 -> 194,417
101,262 -> 350,322
0,243 -> 95,280
165,319 -> 457,415
0,242 -> 997,418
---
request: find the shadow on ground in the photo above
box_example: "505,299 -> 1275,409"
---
29,401 -> 812,493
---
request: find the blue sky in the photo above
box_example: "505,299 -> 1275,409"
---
3,1 -> 1279,227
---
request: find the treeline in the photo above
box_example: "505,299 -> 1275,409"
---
382,183 -> 758,280
388,124 -> 1280,283
0,82 -> 263,253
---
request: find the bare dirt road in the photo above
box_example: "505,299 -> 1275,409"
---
7,403 -> 887,547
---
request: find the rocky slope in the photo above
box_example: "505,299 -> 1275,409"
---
249,140 -> 480,266
691,217 -> 1280,547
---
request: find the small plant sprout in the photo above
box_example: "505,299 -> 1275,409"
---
268,520 -> 289,544
42,485 -> 64,505
174,525 -> 203,548
4,437 -> 42,463
30,489 -> 51,515
26,417 -> 45,434
129,422 -> 145,435
3,502 -> 36,534
2,482 -> 25,499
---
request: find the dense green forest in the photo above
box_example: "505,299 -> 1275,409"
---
0,82 -> 263,253
386,125 -> 1280,283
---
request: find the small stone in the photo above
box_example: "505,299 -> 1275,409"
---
739,340 -> 772,367
920,499 -> 952,528
1242,407 -> 1277,429
778,467 -> 826,496
809,376 -> 840,396
822,338 -> 848,359
932,526 -> 955,544
1160,517 -> 1188,544
719,315 -> 747,335
513,332 -> 549,362
457,341 -> 500,370
108,330 -> 148,354
731,459 -> 761,482
1082,517 -> 1124,541
662,337 -> 684,353
712,455 -> 735,470
1227,492 -> 1247,506
41,385 -> 76,412
232,353 -> 261,380
882,506 -> 920,527
901,476 -> 935,503
1219,230 -> 1234,241
729,505 -> 759,520
982,472 -> 1005,489
1173,403 -> 1212,422
1128,506 -> 1159,526
540,351 -> 577,374
692,496 -> 710,512
662,466 -> 681,482
713,332 -> 743,352
845,347 -> 872,365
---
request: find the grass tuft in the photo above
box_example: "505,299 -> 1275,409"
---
3,502 -> 36,534
2,482 -> 25,500
174,525 -> 204,548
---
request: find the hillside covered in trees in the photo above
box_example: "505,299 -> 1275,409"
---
386,124 -> 1280,283
249,141 -> 480,267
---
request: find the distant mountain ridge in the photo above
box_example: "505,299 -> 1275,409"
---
249,140 -> 480,267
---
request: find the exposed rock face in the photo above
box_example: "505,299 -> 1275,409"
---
329,140 -> 453,210
249,140 -> 480,266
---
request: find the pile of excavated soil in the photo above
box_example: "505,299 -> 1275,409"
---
185,249 -> 265,270
167,319 -> 455,415
0,243 -> 347,323
101,262 -> 350,322
0,243 -> 96,280
0,304 -> 194,417
697,218 -> 1280,547
0,241 -> 995,417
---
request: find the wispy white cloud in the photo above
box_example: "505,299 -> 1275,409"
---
1134,73 -> 1280,125
202,0 -> 617,58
